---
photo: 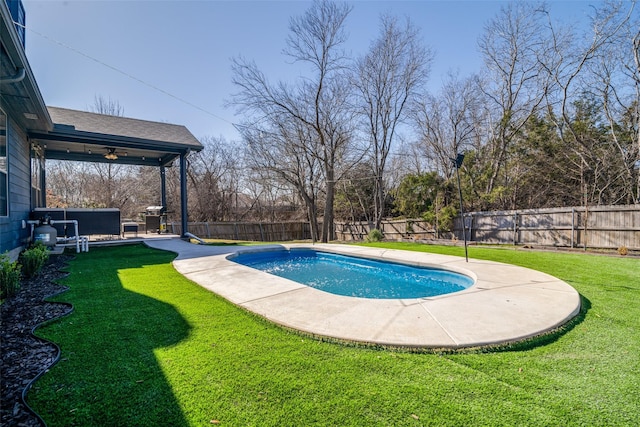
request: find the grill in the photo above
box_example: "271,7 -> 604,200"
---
145,206 -> 167,234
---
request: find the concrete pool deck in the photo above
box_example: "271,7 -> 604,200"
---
144,239 -> 581,349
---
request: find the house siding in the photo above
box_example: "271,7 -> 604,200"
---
0,114 -> 31,259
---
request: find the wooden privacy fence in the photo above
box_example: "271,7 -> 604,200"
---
167,205 -> 639,249
334,219 -> 452,241
167,221 -> 311,242
335,205 -> 640,250
455,205 -> 640,250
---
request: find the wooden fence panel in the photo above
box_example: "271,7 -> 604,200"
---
335,220 -> 438,241
336,205 -> 639,249
168,221 -> 311,241
455,205 -> 640,249
334,222 -> 371,241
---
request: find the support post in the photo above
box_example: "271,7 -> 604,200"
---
160,165 -> 167,209
180,152 -> 188,238
40,158 -> 47,207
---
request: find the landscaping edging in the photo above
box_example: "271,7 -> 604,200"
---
0,255 -> 74,427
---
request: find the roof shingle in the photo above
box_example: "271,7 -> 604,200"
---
47,106 -> 202,150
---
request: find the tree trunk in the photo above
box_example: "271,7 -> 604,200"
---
322,170 -> 335,242
374,175 -> 384,230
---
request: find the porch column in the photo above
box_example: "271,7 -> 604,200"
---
180,152 -> 188,237
40,159 -> 47,207
160,166 -> 166,208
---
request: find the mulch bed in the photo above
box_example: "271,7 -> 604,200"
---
1,254 -> 73,427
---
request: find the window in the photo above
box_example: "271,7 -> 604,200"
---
8,0 -> 26,47
0,108 -> 7,216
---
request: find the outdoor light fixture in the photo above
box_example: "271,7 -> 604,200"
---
104,148 -> 118,160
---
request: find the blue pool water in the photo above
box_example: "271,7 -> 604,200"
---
229,249 -> 474,299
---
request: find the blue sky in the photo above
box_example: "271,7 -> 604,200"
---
22,0 -> 598,142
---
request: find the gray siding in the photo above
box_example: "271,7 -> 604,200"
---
0,115 -> 31,257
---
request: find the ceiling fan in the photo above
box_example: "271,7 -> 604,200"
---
104,147 -> 126,160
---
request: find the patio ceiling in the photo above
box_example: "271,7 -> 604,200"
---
29,107 -> 203,167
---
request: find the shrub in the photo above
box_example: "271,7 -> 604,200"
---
366,228 -> 384,242
20,243 -> 50,278
423,205 -> 458,233
0,254 -> 22,299
617,246 -> 628,256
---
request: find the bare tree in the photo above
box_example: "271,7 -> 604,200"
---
540,0 -> 637,206
354,14 -> 433,229
231,0 -> 354,242
46,161 -> 93,207
478,1 -> 551,200
240,118 -> 323,240
588,3 -> 639,204
186,136 -> 238,221
89,95 -> 124,117
411,72 -> 479,180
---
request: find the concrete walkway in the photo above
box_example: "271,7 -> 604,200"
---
144,239 -> 581,349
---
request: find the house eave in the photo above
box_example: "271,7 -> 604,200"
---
0,0 -> 52,132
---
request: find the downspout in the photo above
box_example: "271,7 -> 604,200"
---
0,67 -> 25,84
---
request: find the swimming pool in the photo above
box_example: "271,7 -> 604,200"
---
147,240 -> 582,348
229,249 -> 474,299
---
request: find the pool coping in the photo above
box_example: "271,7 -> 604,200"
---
144,239 -> 582,349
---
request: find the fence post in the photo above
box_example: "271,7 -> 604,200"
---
584,205 -> 588,251
513,212 -> 518,245
571,208 -> 575,248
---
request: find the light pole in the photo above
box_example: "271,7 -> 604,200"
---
451,153 -> 468,262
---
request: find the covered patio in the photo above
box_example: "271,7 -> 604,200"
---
1,0 -> 203,256
28,106 -> 203,245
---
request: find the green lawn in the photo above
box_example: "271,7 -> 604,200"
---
28,243 -> 640,426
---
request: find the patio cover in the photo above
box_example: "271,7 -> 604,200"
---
29,107 -> 203,237
31,106 -> 202,167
